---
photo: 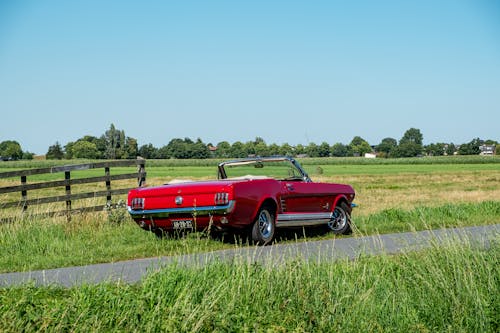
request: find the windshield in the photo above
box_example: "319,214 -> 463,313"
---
220,158 -> 308,181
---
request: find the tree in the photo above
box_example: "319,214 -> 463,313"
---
305,143 -> 320,157
242,137 -> 269,156
65,136 -> 106,159
104,124 -> 124,159
190,138 -> 210,159
392,143 -> 422,158
138,144 -> 158,159
230,141 -> 246,158
0,140 -> 23,160
268,143 -> 280,156
46,142 -> 65,160
215,141 -> 231,158
295,144 -> 306,156
158,137 -> 208,159
458,138 -> 481,155
425,143 -> 445,156
22,151 -> 34,160
244,141 -> 256,156
279,143 -> 294,156
72,141 -> 99,159
400,128 -> 423,145
254,142 -> 270,157
124,137 -> 138,159
393,128 -> 424,157
117,130 -> 127,158
254,137 -> 265,145
331,143 -> 349,157
376,138 -> 397,157
64,142 -> 75,159
156,145 -> 171,159
446,143 -> 456,156
349,136 -> 372,156
164,138 -> 188,159
318,142 -> 331,157
79,135 -> 105,158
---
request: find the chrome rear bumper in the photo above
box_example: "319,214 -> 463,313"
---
127,200 -> 235,218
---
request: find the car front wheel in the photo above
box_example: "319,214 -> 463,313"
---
251,206 -> 275,245
327,202 -> 352,235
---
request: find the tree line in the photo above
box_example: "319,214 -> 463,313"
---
1,125 -> 498,161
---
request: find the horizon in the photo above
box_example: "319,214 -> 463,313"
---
11,124 -> 500,158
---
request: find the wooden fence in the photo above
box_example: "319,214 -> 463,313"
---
0,159 -> 146,222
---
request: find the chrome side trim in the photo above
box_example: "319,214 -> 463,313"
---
127,200 -> 235,218
276,212 -> 332,227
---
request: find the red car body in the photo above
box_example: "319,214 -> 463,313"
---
127,157 -> 355,244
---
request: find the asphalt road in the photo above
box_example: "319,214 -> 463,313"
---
1,224 -> 498,288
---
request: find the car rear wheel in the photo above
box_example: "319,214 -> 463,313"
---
251,206 -> 275,245
327,202 -> 352,235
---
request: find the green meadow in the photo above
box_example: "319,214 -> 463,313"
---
0,157 -> 498,272
0,157 -> 499,331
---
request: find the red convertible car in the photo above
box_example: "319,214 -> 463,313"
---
127,157 -> 355,244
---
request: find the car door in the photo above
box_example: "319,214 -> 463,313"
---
280,181 -> 333,214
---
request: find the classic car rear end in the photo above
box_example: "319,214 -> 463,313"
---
128,157 -> 355,245
128,180 -> 238,232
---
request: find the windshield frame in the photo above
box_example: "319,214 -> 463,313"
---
218,157 -> 312,182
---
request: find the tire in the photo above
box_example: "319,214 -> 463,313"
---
327,202 -> 352,235
251,206 -> 276,245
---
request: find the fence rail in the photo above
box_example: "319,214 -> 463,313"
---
0,159 -> 146,222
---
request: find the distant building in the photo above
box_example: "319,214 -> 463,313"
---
479,145 -> 496,155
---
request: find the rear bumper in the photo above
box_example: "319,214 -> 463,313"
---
127,200 -> 236,218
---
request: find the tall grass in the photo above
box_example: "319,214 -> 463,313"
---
0,213 -> 232,273
1,236 -> 498,332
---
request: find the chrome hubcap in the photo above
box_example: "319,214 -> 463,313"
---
329,207 -> 347,231
258,210 -> 273,238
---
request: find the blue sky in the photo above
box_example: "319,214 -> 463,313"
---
1,0 -> 499,154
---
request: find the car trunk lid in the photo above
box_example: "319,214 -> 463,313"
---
128,180 -> 236,210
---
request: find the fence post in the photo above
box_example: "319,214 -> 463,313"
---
65,171 -> 71,221
21,175 -> 28,212
137,159 -> 146,187
105,166 -> 112,203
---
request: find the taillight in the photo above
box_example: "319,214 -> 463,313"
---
130,198 -> 145,210
214,192 -> 229,205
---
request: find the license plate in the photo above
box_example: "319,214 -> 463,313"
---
172,219 -> 193,229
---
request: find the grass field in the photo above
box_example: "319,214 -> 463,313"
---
0,157 -> 499,273
1,157 -> 499,331
0,237 -> 498,332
